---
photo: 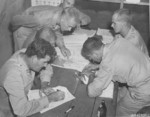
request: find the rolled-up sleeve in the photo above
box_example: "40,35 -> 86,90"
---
4,70 -> 49,117
11,14 -> 40,32
88,62 -> 113,97
76,9 -> 91,26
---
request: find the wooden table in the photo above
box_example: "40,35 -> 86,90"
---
30,66 -> 118,117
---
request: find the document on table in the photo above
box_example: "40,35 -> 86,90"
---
27,86 -> 75,113
96,28 -> 114,44
53,33 -> 89,71
100,81 -> 114,99
73,28 -> 96,37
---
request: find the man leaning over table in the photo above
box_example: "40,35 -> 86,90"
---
81,36 -> 150,116
60,0 -> 75,8
11,5 -> 91,58
82,8 -> 149,79
111,8 -> 149,56
60,0 -> 91,27
22,27 -> 65,66
0,38 -> 65,117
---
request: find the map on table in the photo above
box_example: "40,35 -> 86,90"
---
52,33 -> 89,72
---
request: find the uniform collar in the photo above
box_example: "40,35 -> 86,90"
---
125,25 -> 134,39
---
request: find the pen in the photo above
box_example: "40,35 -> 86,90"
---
65,106 -> 75,114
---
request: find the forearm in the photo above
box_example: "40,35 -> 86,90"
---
11,15 -> 40,30
41,81 -> 50,89
80,15 -> 91,26
55,31 -> 66,49
11,96 -> 49,116
88,79 -> 103,97
78,10 -> 91,26
40,64 -> 53,86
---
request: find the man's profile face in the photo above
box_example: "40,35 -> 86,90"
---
87,50 -> 102,64
111,13 -> 124,33
31,55 -> 50,72
60,17 -> 77,32
63,0 -> 75,8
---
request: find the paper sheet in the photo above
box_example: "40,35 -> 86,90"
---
27,86 -> 75,113
100,81 -> 114,98
73,28 -> 96,37
54,33 -> 90,71
97,28 -> 114,44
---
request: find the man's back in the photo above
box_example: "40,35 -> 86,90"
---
125,26 -> 149,55
0,51 -> 25,117
103,38 -> 150,87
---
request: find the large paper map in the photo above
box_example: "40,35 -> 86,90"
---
53,33 -> 90,71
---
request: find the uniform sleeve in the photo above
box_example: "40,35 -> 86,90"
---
88,62 -> 113,97
4,70 -> 49,117
75,8 -> 91,26
55,31 -> 66,49
22,30 -> 37,48
11,14 -> 40,32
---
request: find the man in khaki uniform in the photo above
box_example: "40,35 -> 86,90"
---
81,36 -> 150,116
111,8 -> 149,56
0,38 -> 65,117
11,5 -> 91,58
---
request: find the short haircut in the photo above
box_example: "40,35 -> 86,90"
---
114,8 -> 132,23
81,36 -> 103,60
25,38 -> 57,63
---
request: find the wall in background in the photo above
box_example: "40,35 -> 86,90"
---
0,0 -> 25,67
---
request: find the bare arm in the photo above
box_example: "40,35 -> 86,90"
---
55,31 -> 71,58
75,8 -> 91,26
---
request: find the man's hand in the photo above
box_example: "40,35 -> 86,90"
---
82,63 -> 99,77
41,87 -> 56,96
52,57 -> 64,66
60,46 -> 71,59
55,31 -> 71,58
41,81 -> 49,90
40,64 -> 53,83
47,90 -> 65,102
